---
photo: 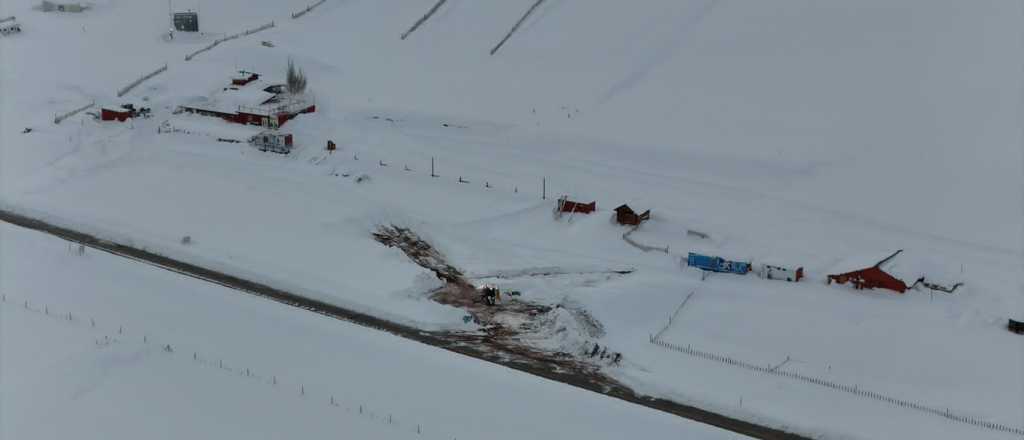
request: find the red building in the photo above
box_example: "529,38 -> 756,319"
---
101,106 -> 132,122
177,75 -> 315,129
827,250 -> 909,293
557,197 -> 596,214
232,70 -> 260,86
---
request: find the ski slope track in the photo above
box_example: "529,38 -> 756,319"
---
0,208 -> 807,440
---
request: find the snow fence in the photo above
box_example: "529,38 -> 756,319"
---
184,22 -> 275,61
292,0 -> 327,19
53,101 -> 94,124
117,64 -> 167,97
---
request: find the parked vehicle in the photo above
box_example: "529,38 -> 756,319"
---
687,252 -> 751,275
0,21 -> 21,36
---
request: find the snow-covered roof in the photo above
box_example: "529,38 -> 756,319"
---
180,83 -> 276,115
232,71 -> 258,80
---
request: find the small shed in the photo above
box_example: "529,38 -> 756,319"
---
232,70 -> 260,86
100,106 -> 132,122
250,131 -> 293,154
614,204 -> 650,226
172,11 -> 199,32
557,197 -> 596,214
1009,319 -> 1024,335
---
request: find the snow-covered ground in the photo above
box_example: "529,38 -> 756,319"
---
2,0 -> 1022,438
0,223 -> 743,440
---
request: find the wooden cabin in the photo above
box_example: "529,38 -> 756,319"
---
614,204 -> 650,226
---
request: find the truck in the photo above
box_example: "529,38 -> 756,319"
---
686,252 -> 751,275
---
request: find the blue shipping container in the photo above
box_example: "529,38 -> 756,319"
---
687,252 -> 750,275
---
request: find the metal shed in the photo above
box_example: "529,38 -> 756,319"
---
173,11 -> 199,32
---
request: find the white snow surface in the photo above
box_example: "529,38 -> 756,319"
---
0,224 -> 740,440
2,0 -> 1022,439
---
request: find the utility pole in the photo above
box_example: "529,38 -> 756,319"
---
542,177 -> 546,200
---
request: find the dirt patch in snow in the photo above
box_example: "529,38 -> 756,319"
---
372,224 -> 620,375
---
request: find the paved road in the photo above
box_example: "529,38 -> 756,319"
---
0,209 -> 811,440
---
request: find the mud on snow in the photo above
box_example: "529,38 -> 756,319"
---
372,225 -> 623,377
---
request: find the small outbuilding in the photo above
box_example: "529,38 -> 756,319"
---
100,106 -> 132,122
250,131 -> 293,154
1009,319 -> 1024,335
172,11 -> 199,32
557,197 -> 596,214
232,70 -> 260,86
614,204 -> 650,226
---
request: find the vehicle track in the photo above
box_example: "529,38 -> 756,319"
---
0,209 -> 810,440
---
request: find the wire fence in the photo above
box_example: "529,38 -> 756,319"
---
1,291 -> 460,439
320,147 -> 555,203
649,335 -> 1024,437
652,291 -> 694,341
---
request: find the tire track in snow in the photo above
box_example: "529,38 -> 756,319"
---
598,0 -> 721,105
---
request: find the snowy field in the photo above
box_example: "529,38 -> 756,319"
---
0,223 -> 742,440
1,0 -> 1022,439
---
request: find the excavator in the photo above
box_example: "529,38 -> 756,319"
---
479,284 -> 501,306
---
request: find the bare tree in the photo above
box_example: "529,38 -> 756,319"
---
286,57 -> 307,95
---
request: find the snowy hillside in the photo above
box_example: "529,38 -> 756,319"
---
1,0 -> 1022,439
